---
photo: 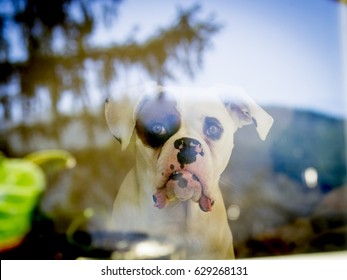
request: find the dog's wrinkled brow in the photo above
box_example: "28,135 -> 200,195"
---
135,93 -> 181,148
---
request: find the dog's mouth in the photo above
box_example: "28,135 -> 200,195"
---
153,170 -> 214,212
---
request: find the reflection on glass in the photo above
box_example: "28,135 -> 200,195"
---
303,167 -> 318,189
0,0 -> 346,260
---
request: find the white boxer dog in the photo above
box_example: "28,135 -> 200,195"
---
105,82 -> 273,259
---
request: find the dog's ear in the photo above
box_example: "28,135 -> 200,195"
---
217,85 -> 274,140
105,82 -> 157,150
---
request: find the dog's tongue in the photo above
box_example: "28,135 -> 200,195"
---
153,171 -> 213,212
198,193 -> 213,212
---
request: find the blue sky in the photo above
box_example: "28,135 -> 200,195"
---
3,0 -> 346,118
101,0 -> 346,117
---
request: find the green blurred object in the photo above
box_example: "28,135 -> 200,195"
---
0,150 -> 76,252
25,149 -> 76,175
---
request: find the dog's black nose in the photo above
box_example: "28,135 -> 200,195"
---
174,137 -> 204,166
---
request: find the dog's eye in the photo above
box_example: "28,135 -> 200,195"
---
206,125 -> 220,136
204,117 -> 223,140
151,123 -> 167,135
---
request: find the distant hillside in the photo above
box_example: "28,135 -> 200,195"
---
221,106 -> 347,247
268,107 -> 346,192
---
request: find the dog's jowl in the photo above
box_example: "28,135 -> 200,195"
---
105,83 -> 273,259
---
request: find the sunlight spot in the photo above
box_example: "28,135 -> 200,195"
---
133,240 -> 175,259
227,204 -> 241,221
304,167 -> 318,188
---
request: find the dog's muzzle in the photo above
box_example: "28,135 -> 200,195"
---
153,137 -> 214,212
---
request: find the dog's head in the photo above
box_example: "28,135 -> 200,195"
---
105,82 -> 273,211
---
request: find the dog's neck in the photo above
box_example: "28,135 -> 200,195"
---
134,148 -> 156,200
